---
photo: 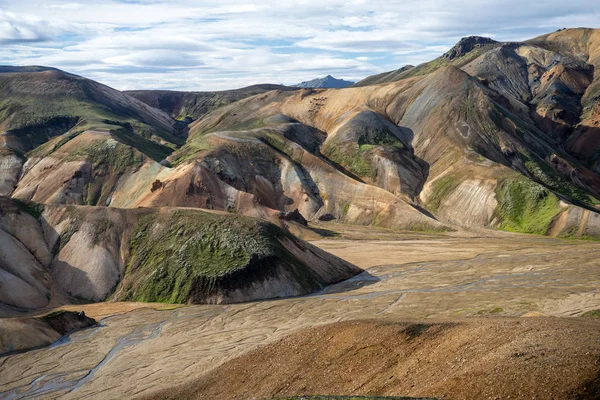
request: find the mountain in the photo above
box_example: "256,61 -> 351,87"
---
352,65 -> 415,87
295,75 -> 355,88
3,30 -> 600,238
0,66 -> 181,205
125,84 -> 297,121
0,197 -> 359,312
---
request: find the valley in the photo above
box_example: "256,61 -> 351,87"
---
1,227 -> 599,399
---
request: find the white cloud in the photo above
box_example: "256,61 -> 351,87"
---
0,0 -> 599,90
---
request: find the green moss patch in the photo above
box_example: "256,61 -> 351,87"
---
494,175 -> 561,235
522,154 -> 598,205
13,199 -> 45,220
425,175 -> 460,213
581,309 -> 600,318
111,127 -> 173,163
322,140 -> 377,180
119,210 -> 319,304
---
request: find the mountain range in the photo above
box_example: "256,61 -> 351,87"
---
1,27 -> 600,312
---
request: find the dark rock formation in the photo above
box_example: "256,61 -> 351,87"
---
442,36 -> 498,60
279,209 -> 308,226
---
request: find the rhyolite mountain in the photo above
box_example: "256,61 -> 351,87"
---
295,75 -> 355,88
2,28 -> 600,311
2,29 -> 600,236
0,197 -> 360,312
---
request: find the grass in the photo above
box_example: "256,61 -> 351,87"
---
581,309 -> 600,318
322,140 -> 377,180
169,136 -> 214,166
401,43 -> 499,80
0,71 -> 182,162
118,210 -> 318,304
58,208 -> 84,251
494,175 -> 561,235
522,153 -> 599,205
13,199 -> 45,220
477,307 -> 503,315
75,139 -> 144,205
425,175 -> 460,212
110,127 -> 173,162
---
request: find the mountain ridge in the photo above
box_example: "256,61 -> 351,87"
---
1,29 -> 599,245
295,75 -> 355,88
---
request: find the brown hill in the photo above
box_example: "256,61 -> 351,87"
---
147,318 -> 600,400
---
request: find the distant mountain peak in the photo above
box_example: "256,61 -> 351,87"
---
295,75 -> 355,89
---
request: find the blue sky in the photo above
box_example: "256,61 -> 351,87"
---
0,0 -> 598,91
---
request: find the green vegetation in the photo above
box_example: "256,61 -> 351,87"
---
343,203 -> 350,217
13,199 -> 45,220
76,139 -> 142,174
120,210 -> 316,304
0,70 -> 182,165
494,175 -> 561,234
477,307 -> 503,315
581,309 -> 600,318
322,140 -> 377,180
111,127 -> 173,162
402,44 -> 497,80
522,154 -> 598,205
58,208 -> 84,251
425,175 -> 460,212
169,136 -> 214,166
7,116 -> 80,152
70,139 -> 145,205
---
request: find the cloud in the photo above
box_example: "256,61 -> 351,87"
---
0,0 -> 599,90
0,11 -> 56,44
103,50 -> 203,69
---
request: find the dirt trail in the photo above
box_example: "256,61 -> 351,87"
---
1,232 -> 599,399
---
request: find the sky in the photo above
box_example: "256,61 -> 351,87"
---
0,1 -> 599,91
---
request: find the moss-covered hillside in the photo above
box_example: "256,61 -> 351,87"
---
117,209 -> 360,304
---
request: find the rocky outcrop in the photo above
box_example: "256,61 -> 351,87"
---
279,209 -> 308,226
0,310 -> 96,355
442,36 -> 498,60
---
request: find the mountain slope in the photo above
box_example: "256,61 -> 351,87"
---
526,28 -> 600,172
146,30 -> 600,235
295,75 -> 355,88
353,36 -> 500,87
149,319 -> 600,400
0,67 -> 181,202
0,197 -> 360,312
2,29 -> 600,237
125,84 -> 297,121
